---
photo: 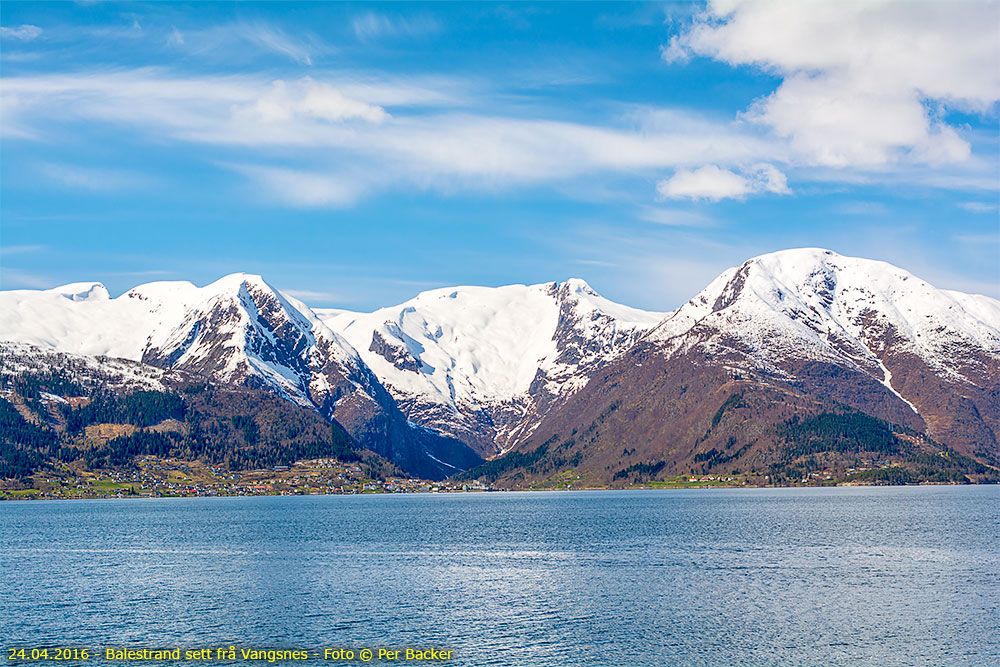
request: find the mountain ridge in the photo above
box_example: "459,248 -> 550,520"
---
2,248 -> 998,484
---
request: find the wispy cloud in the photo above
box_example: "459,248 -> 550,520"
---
838,202 -> 891,217
955,233 -> 1000,245
1,24 -> 42,41
1,69 -> 783,203
638,207 -> 716,227
351,11 -> 440,42
280,288 -> 345,303
166,27 -> 184,47
38,163 -> 154,192
0,57 -> 992,210
0,244 -> 46,256
238,21 -> 316,65
573,258 -> 617,268
168,21 -> 324,65
0,267 -> 54,289
959,201 -> 999,214
231,165 -> 366,208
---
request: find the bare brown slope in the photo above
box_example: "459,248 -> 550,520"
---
465,333 -> 997,488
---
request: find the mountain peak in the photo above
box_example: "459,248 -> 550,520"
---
739,248 -> 927,292
46,282 -> 110,302
559,278 -> 597,295
204,272 -> 274,295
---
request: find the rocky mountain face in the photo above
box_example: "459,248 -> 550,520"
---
316,279 -> 664,458
0,275 -> 481,479
0,342 -> 406,482
2,249 -> 998,485
491,249 -> 1000,485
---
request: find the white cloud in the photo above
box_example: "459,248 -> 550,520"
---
0,60 -> 989,209
657,165 -> 751,201
750,162 -> 790,195
1,25 -> 42,41
666,0 -> 999,168
244,79 -> 388,124
656,163 -> 789,202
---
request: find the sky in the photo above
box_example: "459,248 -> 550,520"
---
1,1 -> 998,311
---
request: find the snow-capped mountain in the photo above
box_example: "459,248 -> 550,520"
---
649,248 -> 1000,392
0,274 -> 482,478
650,248 -> 1000,451
3,250 -> 997,483
507,248 -> 1000,485
644,248 -> 1000,440
316,279 -> 664,456
1,274 -> 365,406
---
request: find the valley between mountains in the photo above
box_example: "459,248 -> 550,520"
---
2,248 -> 999,491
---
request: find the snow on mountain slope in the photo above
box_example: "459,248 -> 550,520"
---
501,249 -> 1000,485
648,248 -> 1000,390
1,280 -> 200,359
0,274 -> 362,398
0,341 -> 177,393
636,248 -> 1000,455
7,251 -> 994,470
0,274 -> 487,478
317,279 -> 664,455
138,273 -> 363,406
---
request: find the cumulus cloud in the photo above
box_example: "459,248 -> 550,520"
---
657,165 -> 751,201
0,25 -> 42,41
664,0 -> 999,168
656,163 -> 789,201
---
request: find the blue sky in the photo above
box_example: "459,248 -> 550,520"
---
1,1 -> 998,311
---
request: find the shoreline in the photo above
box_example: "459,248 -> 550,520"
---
2,479 -> 985,502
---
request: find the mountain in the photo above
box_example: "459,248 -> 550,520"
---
0,275 -> 482,479
316,279 -> 664,458
0,342 -> 402,481
3,249 -> 998,487
466,249 -> 1000,486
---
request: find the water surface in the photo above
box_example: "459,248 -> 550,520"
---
2,487 -> 998,666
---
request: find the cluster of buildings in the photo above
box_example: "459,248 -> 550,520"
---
4,457 -> 494,500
